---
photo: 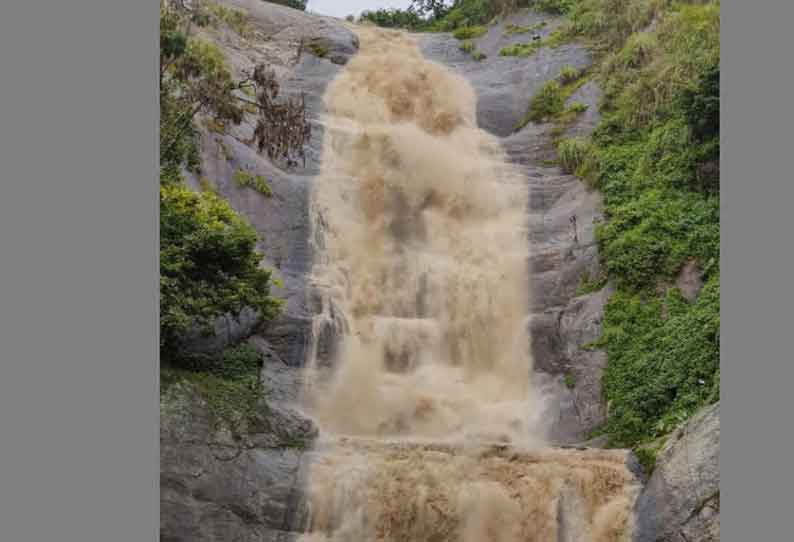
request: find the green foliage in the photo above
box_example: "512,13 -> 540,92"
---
161,366 -> 263,435
558,64 -> 581,85
234,169 -> 273,196
547,1 -> 722,449
534,0 -> 578,15
557,137 -> 591,174
596,186 -> 719,290
192,1 -> 252,36
160,183 -> 281,362
160,30 -> 243,179
567,0 -> 656,51
505,21 -> 546,35
472,50 -> 488,61
576,269 -> 608,296
527,80 -> 565,122
453,25 -> 488,39
499,29 -> 569,58
564,374 -> 577,389
430,0 -> 535,32
306,40 -> 329,58
459,40 -> 476,53
500,41 -> 542,57
359,8 -> 426,30
566,101 -> 589,114
175,344 -> 262,380
600,276 -> 720,447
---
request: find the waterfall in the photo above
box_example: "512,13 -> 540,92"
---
300,26 -> 640,542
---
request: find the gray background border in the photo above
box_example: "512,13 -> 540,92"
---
721,0 -> 793,540
0,0 -> 791,540
0,1 -> 158,541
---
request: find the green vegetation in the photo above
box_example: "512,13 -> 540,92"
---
500,41 -> 542,57
566,101 -> 589,114
160,183 -> 282,361
161,344 -> 265,436
189,1 -> 253,37
505,21 -> 547,35
159,1 -> 318,443
526,80 -> 565,122
598,278 -> 720,447
234,169 -> 273,196
564,373 -> 577,389
472,51 -> 488,61
359,8 -> 426,30
534,0 -> 578,14
540,1 -> 722,458
306,39 -> 329,58
576,269 -> 608,296
558,64 -> 581,84
160,2 -> 310,364
459,40 -> 476,53
499,28 -> 569,57
453,25 -> 488,39
557,137 -> 590,174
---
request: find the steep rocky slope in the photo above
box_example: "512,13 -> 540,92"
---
161,3 -> 356,541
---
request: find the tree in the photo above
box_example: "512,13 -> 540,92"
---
160,183 -> 281,361
410,0 -> 452,19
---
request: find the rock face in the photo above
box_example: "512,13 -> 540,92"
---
161,3 -> 355,541
161,342 -> 318,542
182,0 -> 359,366
634,402 -> 720,542
420,8 -> 609,444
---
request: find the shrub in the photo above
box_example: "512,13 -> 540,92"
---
601,276 -> 720,447
566,101 -> 589,114
472,51 -> 487,61
233,169 -> 273,196
500,42 -> 541,57
306,40 -> 329,58
558,64 -> 581,85
557,137 -> 591,174
527,80 -> 565,122
459,40 -> 476,53
453,25 -> 488,39
535,0 -> 578,15
564,374 -> 577,389
359,8 -> 425,30
160,183 -> 281,362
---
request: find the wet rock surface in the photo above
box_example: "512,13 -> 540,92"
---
161,334 -> 317,542
420,9 -> 608,444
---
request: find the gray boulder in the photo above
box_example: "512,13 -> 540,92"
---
160,374 -> 317,542
634,402 -> 720,542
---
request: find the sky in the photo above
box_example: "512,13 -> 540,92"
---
306,0 -> 414,18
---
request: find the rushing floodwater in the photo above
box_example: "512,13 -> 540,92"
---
300,26 -> 640,542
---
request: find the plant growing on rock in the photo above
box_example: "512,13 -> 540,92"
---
527,80 -> 565,122
557,137 -> 591,174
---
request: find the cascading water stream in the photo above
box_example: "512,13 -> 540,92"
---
300,26 -> 640,542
